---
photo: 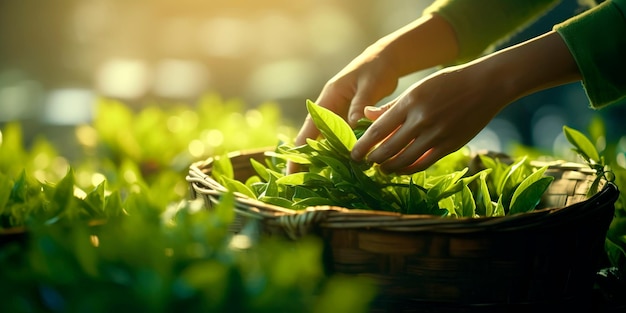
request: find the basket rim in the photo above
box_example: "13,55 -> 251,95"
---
186,148 -> 618,236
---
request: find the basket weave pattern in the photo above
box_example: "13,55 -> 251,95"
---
187,148 -> 619,310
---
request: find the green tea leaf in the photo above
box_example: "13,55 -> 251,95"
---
10,170 -> 30,203
0,173 -> 12,211
315,155 -> 352,180
509,166 -> 553,215
265,150 -> 311,165
84,181 -> 106,215
220,176 -> 257,199
215,192 -> 236,226
259,196 -> 294,209
213,154 -> 234,180
497,156 -> 527,196
276,172 -> 332,186
263,174 -> 279,198
493,195 -> 505,217
306,100 -> 357,155
292,186 -> 322,201
406,178 -> 427,214
353,118 -> 373,139
292,197 -> 334,208
52,169 -> 77,214
456,184 -> 476,218
104,190 -> 124,216
563,125 -> 600,163
250,158 -> 270,182
475,171 -> 493,217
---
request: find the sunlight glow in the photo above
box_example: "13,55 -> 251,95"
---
44,89 -> 94,125
153,59 -> 208,99
199,17 -> 250,57
95,59 -> 150,99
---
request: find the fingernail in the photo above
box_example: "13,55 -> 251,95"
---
365,106 -> 381,112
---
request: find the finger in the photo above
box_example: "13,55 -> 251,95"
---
348,79 -> 387,126
366,122 -> 419,165
351,100 -> 402,161
363,104 -> 391,121
372,122 -> 438,173
294,114 -> 319,146
289,115 -> 319,174
399,147 -> 449,174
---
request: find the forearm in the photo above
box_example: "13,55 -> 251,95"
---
477,30 -> 580,105
368,14 -> 458,77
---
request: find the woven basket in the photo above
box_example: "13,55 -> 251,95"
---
187,148 -> 619,312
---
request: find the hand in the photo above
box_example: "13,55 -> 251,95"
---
294,47 -> 401,147
288,14 -> 459,174
350,62 -> 509,175
350,30 -> 580,175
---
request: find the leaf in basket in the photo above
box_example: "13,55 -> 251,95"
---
438,197 -> 455,216
475,171 -> 494,216
306,100 -> 357,156
497,156 -> 527,196
292,197 -> 334,209
263,174 -> 279,198
220,176 -> 257,199
427,168 -> 467,201
563,125 -> 600,163
277,172 -> 332,186
213,154 -> 234,180
353,118 -> 373,139
497,157 -> 530,212
250,158 -> 270,182
259,196 -> 294,209
493,195 -> 505,217
315,155 -> 352,180
406,178 -> 427,214
245,175 -> 262,191
292,186 -> 323,201
508,166 -> 553,215
456,184 -> 476,218
265,150 -> 311,165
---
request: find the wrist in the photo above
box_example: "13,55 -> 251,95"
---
370,14 -> 459,77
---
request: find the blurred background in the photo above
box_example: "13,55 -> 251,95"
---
1,0 -> 624,159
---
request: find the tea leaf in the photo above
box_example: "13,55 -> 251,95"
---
509,166 -> 553,215
563,125 -> 600,163
220,176 -> 257,199
475,171 -> 493,216
457,184 -> 476,218
250,158 -> 270,182
277,172 -> 332,186
213,154 -> 234,180
0,173 -> 12,211
306,100 -> 357,156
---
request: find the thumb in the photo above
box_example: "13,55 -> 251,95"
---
363,102 -> 392,121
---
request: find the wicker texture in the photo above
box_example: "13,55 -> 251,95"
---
187,148 -> 620,311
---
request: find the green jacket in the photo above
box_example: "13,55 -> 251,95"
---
424,0 -> 626,108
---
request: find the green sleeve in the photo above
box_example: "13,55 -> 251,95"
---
424,0 -> 560,63
554,0 -> 626,109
